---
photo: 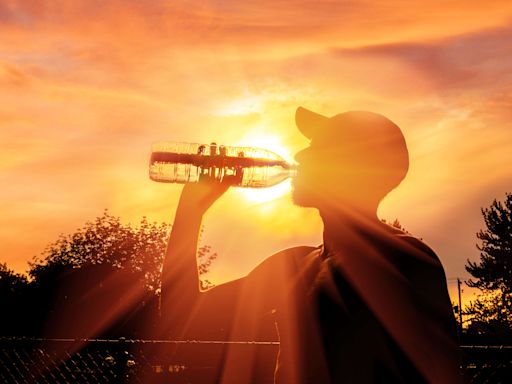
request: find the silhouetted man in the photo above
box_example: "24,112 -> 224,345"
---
160,107 -> 462,383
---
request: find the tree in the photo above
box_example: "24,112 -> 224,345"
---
381,218 -> 411,234
466,193 -> 512,294
463,291 -> 512,337
29,210 -> 217,292
465,193 -> 512,335
2,210 -> 218,338
0,262 -> 28,294
0,263 -> 31,335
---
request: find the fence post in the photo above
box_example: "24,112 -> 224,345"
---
116,337 -> 129,383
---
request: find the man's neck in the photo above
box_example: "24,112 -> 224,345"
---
319,206 -> 380,255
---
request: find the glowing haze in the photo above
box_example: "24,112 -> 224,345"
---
1,1 -> 512,303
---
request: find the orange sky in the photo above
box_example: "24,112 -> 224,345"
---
1,1 -> 512,305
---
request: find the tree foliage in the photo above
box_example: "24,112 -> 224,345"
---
466,193 -> 512,294
29,211 -> 167,292
29,210 -> 216,292
464,291 -> 512,337
381,218 -> 411,234
0,262 -> 29,294
1,211 -> 218,337
1,263 -> 32,335
465,193 -> 512,336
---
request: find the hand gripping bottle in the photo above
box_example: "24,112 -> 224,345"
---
149,142 -> 296,188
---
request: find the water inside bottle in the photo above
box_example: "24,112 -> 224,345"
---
149,142 -> 295,188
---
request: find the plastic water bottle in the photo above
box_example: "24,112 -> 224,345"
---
149,142 -> 296,188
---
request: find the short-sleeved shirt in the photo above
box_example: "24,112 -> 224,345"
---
272,226 -> 461,383
181,224 -> 461,383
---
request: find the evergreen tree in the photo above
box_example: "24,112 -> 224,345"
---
465,193 -> 512,335
466,193 -> 512,293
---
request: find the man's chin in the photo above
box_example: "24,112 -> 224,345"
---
291,188 -> 315,208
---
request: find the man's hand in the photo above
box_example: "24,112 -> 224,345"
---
178,174 -> 240,214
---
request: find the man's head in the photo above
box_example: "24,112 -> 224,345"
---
292,107 -> 409,212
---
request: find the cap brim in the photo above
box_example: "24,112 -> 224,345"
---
295,106 -> 330,140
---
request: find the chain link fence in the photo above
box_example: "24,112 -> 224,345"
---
0,337 -> 279,383
1,338 -> 510,383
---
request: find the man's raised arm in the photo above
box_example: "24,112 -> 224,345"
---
160,180 -> 231,338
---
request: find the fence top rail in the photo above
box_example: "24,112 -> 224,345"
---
1,337 -> 512,349
0,337 -> 280,345
460,345 -> 512,350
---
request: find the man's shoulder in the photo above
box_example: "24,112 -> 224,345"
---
393,233 -> 442,266
267,245 -> 320,260
385,233 -> 450,291
247,245 -> 319,280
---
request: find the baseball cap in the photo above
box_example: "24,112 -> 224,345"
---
295,106 -> 409,182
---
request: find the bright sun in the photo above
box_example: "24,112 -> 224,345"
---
235,134 -> 295,204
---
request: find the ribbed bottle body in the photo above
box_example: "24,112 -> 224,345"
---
149,142 -> 295,188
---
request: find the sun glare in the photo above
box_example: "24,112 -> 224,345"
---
241,178 -> 293,204
235,134 -> 295,204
